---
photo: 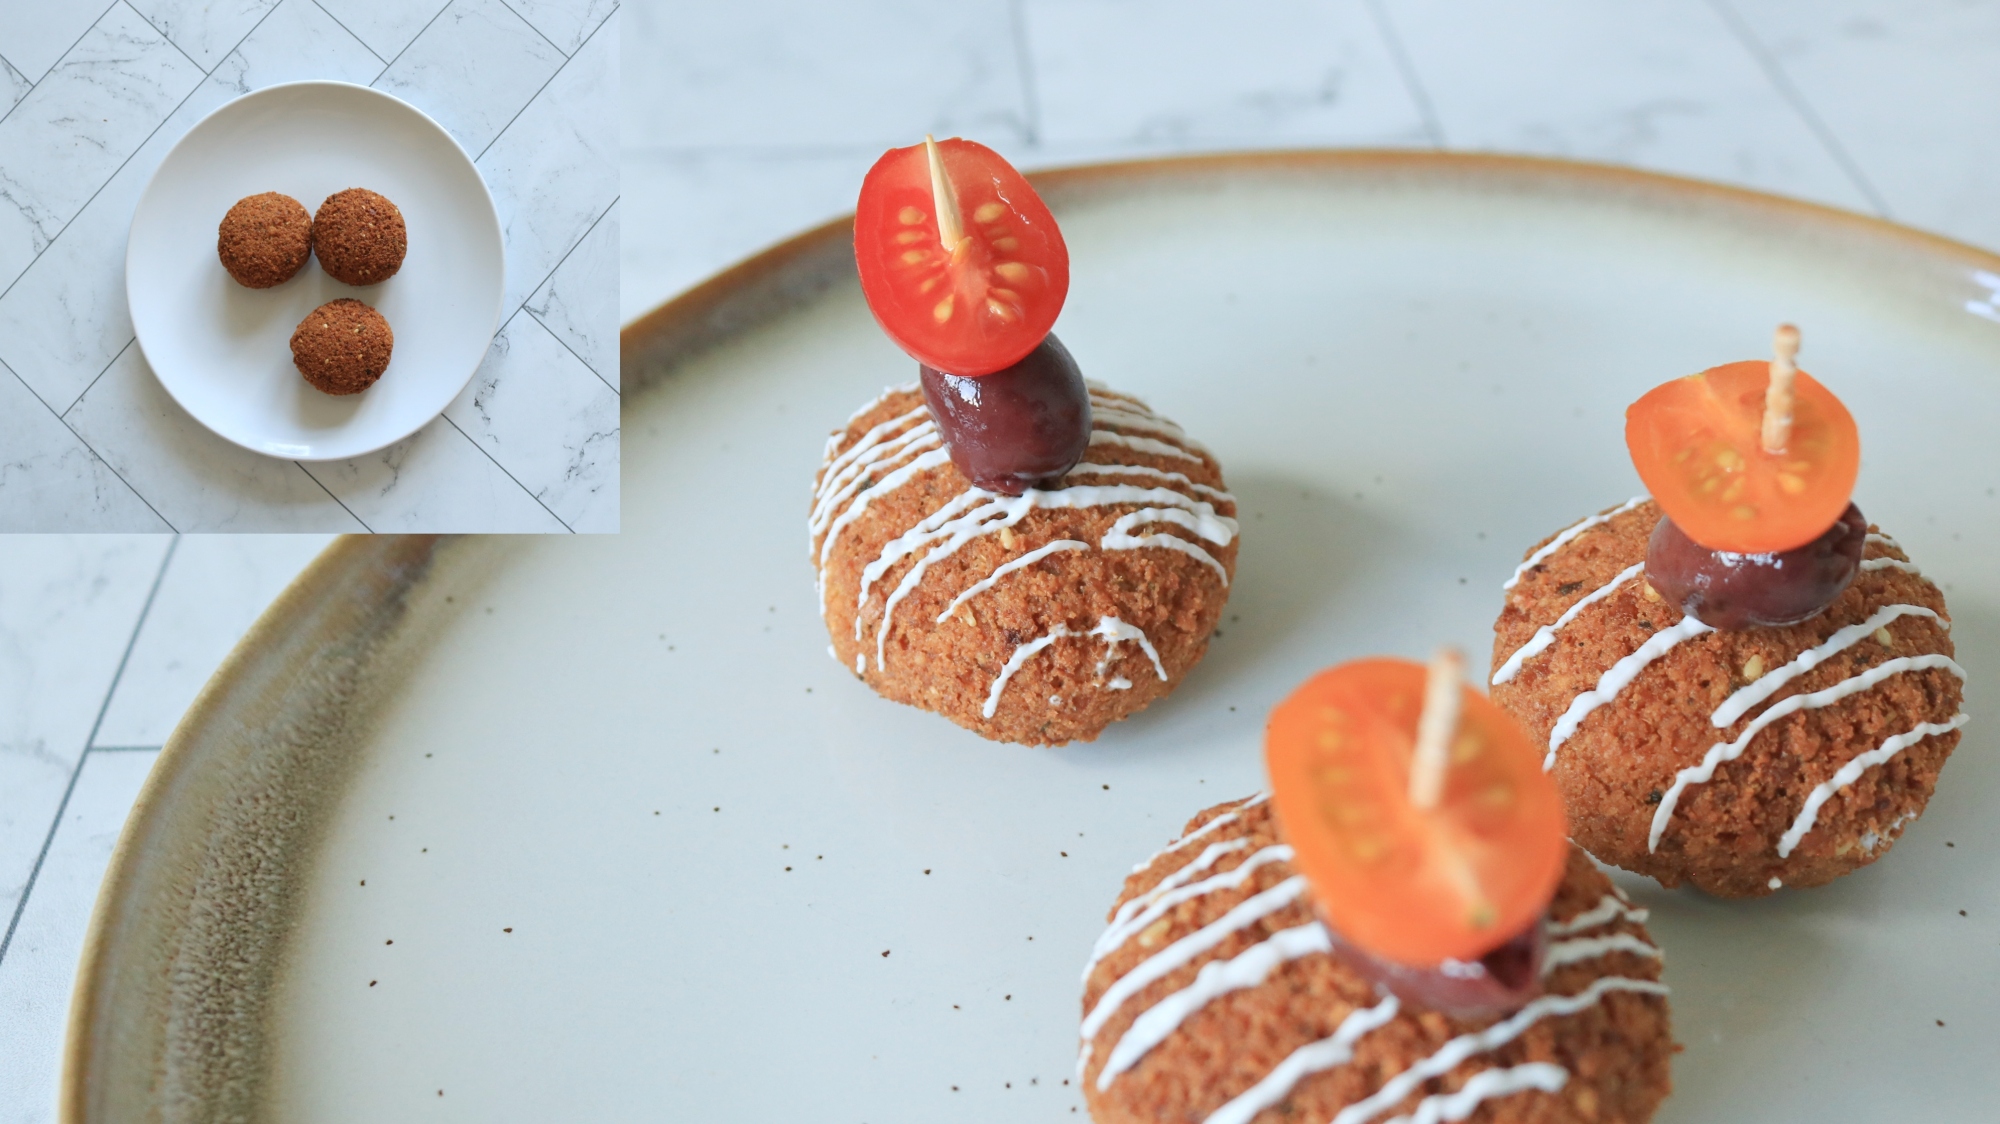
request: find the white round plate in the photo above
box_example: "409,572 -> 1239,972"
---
72,154 -> 1999,1123
126,81 -> 503,460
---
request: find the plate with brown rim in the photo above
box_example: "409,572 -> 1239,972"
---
70,151 -> 1999,1123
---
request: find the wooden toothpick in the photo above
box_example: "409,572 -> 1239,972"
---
1762,323 -> 1801,455
1409,647 -> 1465,810
924,135 -> 966,252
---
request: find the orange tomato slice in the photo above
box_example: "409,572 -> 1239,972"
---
1625,360 -> 1860,554
1265,659 -> 1568,967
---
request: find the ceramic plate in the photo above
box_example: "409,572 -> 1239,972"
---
125,81 -> 503,460
71,153 -> 2000,1123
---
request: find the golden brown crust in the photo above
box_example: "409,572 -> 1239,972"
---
1491,500 -> 1961,898
1082,797 -> 1673,1124
290,298 -> 392,395
811,386 -> 1235,746
311,188 -> 407,286
216,192 -> 311,288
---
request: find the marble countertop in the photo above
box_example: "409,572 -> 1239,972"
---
6,0 -> 2000,1119
0,0 -> 620,534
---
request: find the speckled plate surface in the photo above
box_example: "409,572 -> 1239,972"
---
71,152 -> 2000,1122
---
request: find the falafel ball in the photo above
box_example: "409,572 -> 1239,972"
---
216,192 -> 312,288
311,188 -> 407,286
812,382 -> 1237,746
1490,498 -> 1962,898
290,298 -> 393,395
1080,795 -> 1675,1124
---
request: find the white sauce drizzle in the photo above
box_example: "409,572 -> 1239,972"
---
809,415 -> 936,539
1130,794 -> 1270,874
1094,403 -> 1215,457
1092,616 -> 1169,684
1064,461 -> 1233,502
1098,921 -> 1333,1089
935,540 -> 1089,622
1491,563 -> 1644,685
1326,977 -> 1671,1124
839,380 -> 920,426
1542,933 -> 1663,972
1545,894 -> 1649,936
1860,557 -> 1922,574
1103,508 -> 1233,585
1544,616 -> 1715,769
869,483 -> 1231,668
1777,714 -> 1969,857
980,615 -> 1173,719
1650,654 -> 1968,851
1090,429 -> 1204,462
1079,875 -> 1309,1042
1084,845 -> 1297,976
1380,1064 -> 1570,1124
1105,839 -> 1254,933
982,626 -> 1073,719
1709,604 -> 1946,728
816,447 -> 954,613
1859,810 -> 1919,853
811,407 -> 929,527
1502,497 -> 1647,591
1199,995 -> 1403,1124
1866,532 -> 1903,552
1109,677 -> 1133,690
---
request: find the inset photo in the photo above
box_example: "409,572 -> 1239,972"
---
0,0 -> 617,532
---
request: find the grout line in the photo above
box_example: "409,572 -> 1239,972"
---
292,461 -> 374,531
494,0 -> 571,59
524,304 -> 618,396
1006,0 -> 1042,147
59,333 -> 135,420
437,336 -> 577,532
521,195 -> 620,393
470,0 -> 614,163
121,0 -> 205,76
0,0 -> 287,309
2,352 -> 176,531
1704,0 -> 1892,218
309,0 -> 389,66
0,0 -> 120,128
0,537 -> 178,970
0,55 -> 34,123
371,0 -> 457,77
1361,0 -> 1445,148
87,745 -> 165,754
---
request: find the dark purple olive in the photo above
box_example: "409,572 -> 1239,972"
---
1325,918 -> 1546,1018
1646,503 -> 1866,630
919,333 -> 1091,495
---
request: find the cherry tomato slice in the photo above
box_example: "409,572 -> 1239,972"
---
1626,360 -> 1860,554
1265,659 -> 1568,967
854,138 -> 1068,376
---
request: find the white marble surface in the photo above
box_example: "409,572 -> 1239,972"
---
9,0 -> 2000,1120
0,0 -> 620,532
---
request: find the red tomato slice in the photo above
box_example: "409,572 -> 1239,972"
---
1626,360 -> 1860,554
1265,659 -> 1568,967
853,138 -> 1068,376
